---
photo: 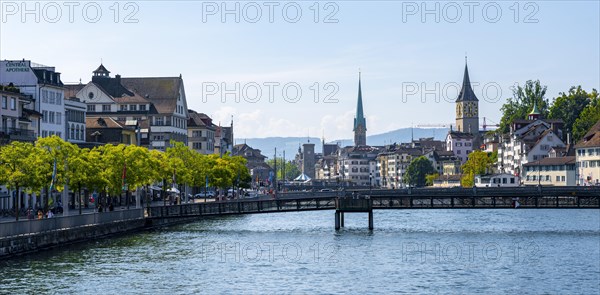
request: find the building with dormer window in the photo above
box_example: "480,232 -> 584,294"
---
65,64 -> 189,150
0,60 -> 65,139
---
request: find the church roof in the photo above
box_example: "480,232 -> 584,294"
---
93,64 -> 110,75
529,101 -> 541,115
456,62 -> 478,102
353,73 -> 366,131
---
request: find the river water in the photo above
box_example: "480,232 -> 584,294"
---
1,209 -> 599,294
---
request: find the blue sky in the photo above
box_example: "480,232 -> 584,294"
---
1,1 -> 598,140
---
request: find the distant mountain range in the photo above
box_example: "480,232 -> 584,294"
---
236,128 -> 448,159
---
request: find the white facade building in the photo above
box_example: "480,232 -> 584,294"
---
446,131 -> 474,164
0,60 -> 65,139
64,97 -> 87,143
575,120 -> 600,186
498,118 -> 565,178
337,146 -> 380,186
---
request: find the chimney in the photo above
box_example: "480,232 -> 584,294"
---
115,74 -> 121,84
567,133 -> 571,145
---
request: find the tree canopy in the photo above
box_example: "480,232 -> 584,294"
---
403,156 -> 434,187
548,86 -> 593,136
572,89 -> 600,142
461,151 -> 496,187
0,136 -> 253,201
499,80 -> 548,133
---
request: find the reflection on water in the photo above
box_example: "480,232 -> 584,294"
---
1,209 -> 599,294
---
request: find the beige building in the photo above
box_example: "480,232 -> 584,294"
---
522,156 -> 576,186
575,120 -> 600,186
378,147 -> 422,189
432,174 -> 461,188
187,110 -> 216,154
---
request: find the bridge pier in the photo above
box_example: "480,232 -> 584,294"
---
335,197 -> 373,230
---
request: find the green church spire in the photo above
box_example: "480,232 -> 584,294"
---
354,71 -> 367,146
354,71 -> 366,131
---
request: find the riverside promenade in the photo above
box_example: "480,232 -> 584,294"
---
2,186 -> 599,258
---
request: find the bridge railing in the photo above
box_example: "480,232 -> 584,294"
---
0,209 -> 144,238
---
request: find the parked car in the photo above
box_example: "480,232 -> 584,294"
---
194,191 -> 215,198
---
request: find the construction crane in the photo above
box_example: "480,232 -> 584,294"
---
415,123 -> 453,128
481,117 -> 500,131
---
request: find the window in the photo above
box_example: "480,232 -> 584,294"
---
120,105 -> 127,111
42,90 -> 48,103
102,104 -> 111,112
556,176 -> 560,182
87,105 -> 96,112
56,132 -> 61,138
56,93 -> 62,105
75,126 -> 80,140
42,130 -> 48,137
49,112 -> 55,123
561,176 -> 565,182
42,110 -> 48,123
129,104 -> 137,111
193,142 -> 202,149
155,117 -> 164,125
56,113 -> 62,125
510,178 -> 515,184
70,124 -> 74,139
532,175 -> 537,181
1,96 -> 6,109
80,127 -> 84,140
457,150 -> 461,154
139,104 -> 146,111
10,97 -> 16,110
545,175 -> 550,181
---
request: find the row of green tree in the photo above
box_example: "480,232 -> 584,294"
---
499,82 -> 599,142
0,136 -> 251,218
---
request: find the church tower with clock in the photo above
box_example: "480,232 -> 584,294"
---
455,60 -> 480,144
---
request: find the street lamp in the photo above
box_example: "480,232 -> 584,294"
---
369,172 -> 373,195
538,157 -> 541,187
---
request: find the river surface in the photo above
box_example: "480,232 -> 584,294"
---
1,209 -> 599,294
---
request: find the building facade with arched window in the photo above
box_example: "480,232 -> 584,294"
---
64,97 -> 86,143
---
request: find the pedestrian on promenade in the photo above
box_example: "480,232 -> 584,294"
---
47,210 -> 54,218
37,210 -> 43,219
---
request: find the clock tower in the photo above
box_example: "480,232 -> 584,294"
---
455,60 -> 480,144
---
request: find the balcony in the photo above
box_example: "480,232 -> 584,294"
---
1,127 -> 36,142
